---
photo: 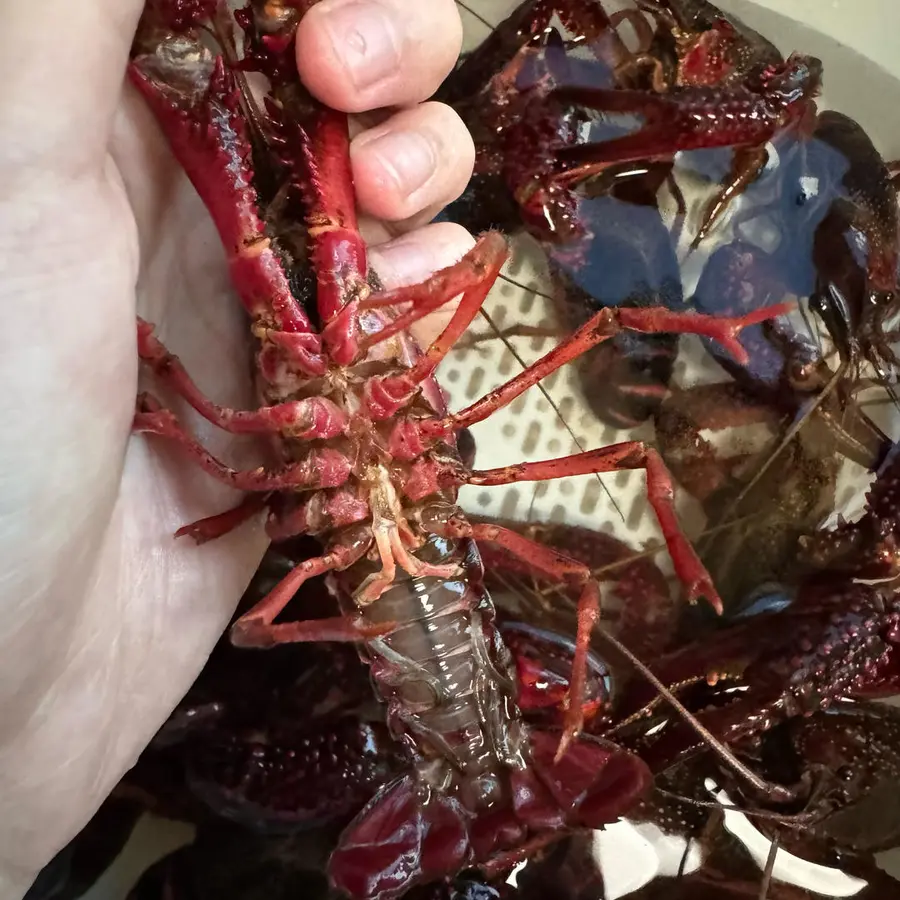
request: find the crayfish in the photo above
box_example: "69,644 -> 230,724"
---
123,0 -> 794,896
442,0 -> 899,476
441,0 -> 900,629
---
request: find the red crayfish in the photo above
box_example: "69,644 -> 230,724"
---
443,0 -> 899,461
447,0 -> 821,244
126,0 -> 792,897
436,0 -> 817,435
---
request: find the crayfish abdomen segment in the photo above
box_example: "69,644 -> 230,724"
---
338,536 -> 526,802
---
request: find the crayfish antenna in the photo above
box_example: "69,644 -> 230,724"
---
595,628 -> 796,804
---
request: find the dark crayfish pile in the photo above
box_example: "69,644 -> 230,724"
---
25,1 -> 900,900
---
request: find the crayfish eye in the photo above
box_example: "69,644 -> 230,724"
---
778,62 -> 809,96
771,54 -> 821,98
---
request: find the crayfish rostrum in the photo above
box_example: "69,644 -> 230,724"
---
123,0 -> 791,896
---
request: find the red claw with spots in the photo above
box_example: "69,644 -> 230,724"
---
442,0 -> 821,249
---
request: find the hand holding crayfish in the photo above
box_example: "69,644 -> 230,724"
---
0,0 -> 474,894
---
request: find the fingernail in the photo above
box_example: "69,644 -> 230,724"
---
356,129 -> 438,198
320,1 -> 402,92
369,235 -> 435,286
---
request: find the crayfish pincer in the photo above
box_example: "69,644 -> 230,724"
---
128,1 -> 790,896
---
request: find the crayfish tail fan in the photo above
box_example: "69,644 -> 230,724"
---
328,774 -> 471,900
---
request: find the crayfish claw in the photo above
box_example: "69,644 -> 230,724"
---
688,578 -> 724,615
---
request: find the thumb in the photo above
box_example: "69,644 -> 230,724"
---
0,1 -> 144,176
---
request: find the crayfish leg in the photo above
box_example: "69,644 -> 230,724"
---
463,523 -> 601,759
431,303 -> 791,438
363,233 -> 510,413
175,494 -> 270,544
691,143 -> 769,247
468,444 -> 721,613
134,395 -> 352,492
136,319 -> 343,436
230,544 -> 379,648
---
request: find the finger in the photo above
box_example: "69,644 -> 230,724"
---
368,221 -> 477,347
295,0 -> 463,113
0,1 -> 144,174
351,102 -> 475,224
369,222 -> 475,287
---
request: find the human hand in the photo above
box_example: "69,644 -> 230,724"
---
0,1 -> 474,894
